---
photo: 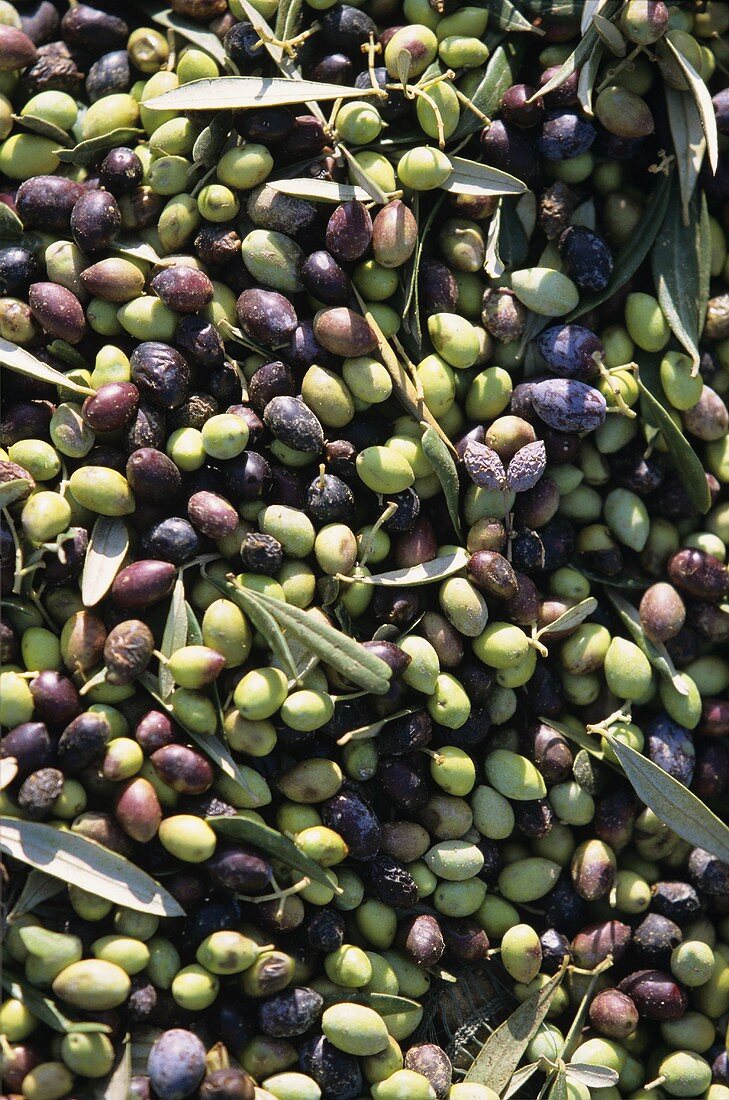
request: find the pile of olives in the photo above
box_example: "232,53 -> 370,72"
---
1,0 -> 729,1098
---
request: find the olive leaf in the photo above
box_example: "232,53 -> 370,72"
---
55,128 -> 146,166
577,40 -> 603,116
463,963 -> 568,1089
314,987 -> 420,1013
224,583 -> 299,682
340,144 -> 390,206
452,39 -> 526,139
698,192 -> 711,328
270,179 -> 371,203
606,590 -> 688,695
559,956 -> 614,1061
0,201 -> 23,237
529,18 -> 601,101
131,0 -> 230,67
81,517 -> 130,608
441,156 -> 526,198
652,176 -> 705,368
506,439 -> 546,492
13,113 -> 72,146
7,869 -> 64,922
159,575 -> 188,700
604,736 -> 729,864
46,340 -> 88,371
402,192 -> 445,355
487,0 -> 542,33
581,0 -> 609,32
0,817 -> 184,917
565,169 -> 671,322
0,338 -> 95,397
276,0 -> 304,41
145,77 -> 376,112
208,815 -> 337,892
548,1069 -> 569,1100
503,1063 -> 541,1099
499,194 -> 530,268
484,199 -> 505,277
111,239 -> 172,265
1,971 -> 113,1034
0,756 -> 18,790
665,85 -> 706,219
94,1040 -> 131,1100
592,13 -> 625,55
636,377 -> 711,514
540,716 -> 611,765
192,111 -> 233,168
663,37 -> 718,176
0,478 -> 33,509
539,596 -> 598,637
566,1064 -> 620,1087
463,440 -> 506,490
340,548 -> 469,588
421,423 -> 464,541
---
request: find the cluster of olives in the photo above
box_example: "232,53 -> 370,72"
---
0,0 -> 729,1099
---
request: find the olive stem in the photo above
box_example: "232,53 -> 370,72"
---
528,624 -> 549,657
409,85 -> 447,147
594,358 -> 637,417
586,703 -> 632,738
154,651 -> 169,665
420,748 -> 445,765
595,43 -> 644,94
644,1077 -> 666,1091
2,507 -> 25,597
449,80 -> 491,125
165,29 -> 176,72
78,667 -> 108,695
238,880 -> 310,904
358,502 -> 398,567
190,164 -> 217,199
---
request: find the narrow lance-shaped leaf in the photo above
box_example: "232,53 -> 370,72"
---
0,478 -> 33,510
215,580 -> 299,682
0,338 -> 95,396
55,128 -> 146,166
14,112 -> 72,146
208,815 -> 337,892
637,377 -> 711,514
339,143 -> 391,206
81,517 -> 129,608
593,13 -> 626,55
1,971 -> 113,1035
698,191 -> 711,326
607,590 -> 687,694
548,1069 -> 569,1100
581,0 -> 610,32
652,177 -> 704,367
421,424 -> 464,541
484,199 -> 505,277
530,21 -> 600,101
144,77 -> 377,112
452,40 -> 526,139
0,817 -> 184,917
605,735 -> 729,863
566,1065 -> 620,1088
7,869 -> 64,922
0,201 -> 23,237
130,0 -> 229,66
463,964 -> 568,1088
664,36 -> 719,173
159,575 -> 187,700
440,156 -> 526,198
487,0 -> 543,34
270,179 -> 371,202
339,549 -> 469,588
665,84 -> 705,219
539,597 -> 598,637
578,40 -> 603,116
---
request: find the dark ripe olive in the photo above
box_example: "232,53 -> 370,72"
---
140,517 -> 200,566
282,115 -> 328,163
313,307 -> 377,358
168,392 -> 219,434
458,662 -> 495,709
618,969 -> 687,1021
383,488 -> 420,533
182,894 -> 242,953
28,281 -> 85,343
258,987 -> 323,1039
633,912 -> 682,967
207,843 -> 272,894
0,619 -> 18,664
513,477 -> 560,528
378,757 -> 428,811
540,928 -> 571,974
86,49 -> 130,102
44,526 -> 88,584
195,224 -> 241,267
372,586 -> 424,629
61,3 -> 128,49
611,442 -> 665,497
319,3 -> 376,51
539,179 -> 577,240
403,1045 -> 452,1100
394,517 -> 437,568
0,457 -> 33,498
235,106 -> 294,145
538,109 -> 596,160
20,40 -> 83,100
72,809 -> 133,857
175,316 -> 225,368
57,712 -> 110,774
322,791 -> 381,860
305,473 -> 355,524
372,199 -> 417,268
544,877 -> 587,938
481,287 -> 526,342
188,490 -> 239,539
651,881 -> 704,925
103,619 -> 155,686
504,571 -> 541,625
300,1034 -> 363,1100
135,709 -> 176,754
248,360 -> 295,417
688,846 -> 729,898
668,548 -> 729,602
399,913 -> 445,967
100,147 -> 144,195
130,342 -> 191,410
246,183 -> 317,239
222,450 -> 272,505
119,186 -> 164,231
123,401 -> 167,453
302,250 -> 351,304
126,447 -> 181,502
325,201 -> 373,263
558,225 -> 614,292
594,785 -> 636,851
515,798 -> 554,839
688,601 -> 729,643
237,288 -> 298,349
224,19 -> 265,63
200,1067 -> 256,1100
539,65 -> 579,107
355,65 -> 408,122
287,318 -> 338,371
0,1042 -> 42,1093
572,919 -> 632,969
0,245 -> 41,296
240,532 -> 283,574
531,378 -> 606,433
536,323 -> 603,379
0,721 -> 52,778
369,853 -> 418,908
692,738 -> 728,799
501,83 -> 544,128
646,714 -> 695,785
307,909 -> 345,953
29,670 -> 80,728
114,776 -> 163,843
572,840 -> 616,901
589,988 -> 639,1040
0,24 -> 36,69
467,550 -> 518,600
110,559 -> 176,609
480,119 -> 539,185
501,529 -> 542,576
70,190 -> 121,253
311,51 -> 354,84
264,395 -> 324,455
700,697 -> 729,736
227,405 -> 263,446
151,744 -> 213,795
419,258 -> 459,315
19,1 -> 60,45
151,266 -> 214,315
82,382 -> 139,433
442,918 -> 490,963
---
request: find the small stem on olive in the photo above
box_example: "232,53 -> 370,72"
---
358,502 -> 398,567
409,85 -> 446,147
78,667 -> 108,695
644,1077 -> 667,1091
3,507 -> 25,597
595,42 -> 644,93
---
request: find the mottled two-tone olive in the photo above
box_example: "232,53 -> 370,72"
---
28,281 -> 85,343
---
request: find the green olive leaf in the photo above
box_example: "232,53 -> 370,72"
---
604,736 -> 729,863
503,1062 -> 542,1100
270,179 -> 371,203
529,16 -> 602,101
110,239 -> 173,265
46,340 -> 88,371
463,963 -> 568,1088
606,590 -> 688,695
487,0 -> 544,33
441,155 -> 525,198
636,376 -> 711,514
538,596 -> 598,637
340,143 -> 391,206
540,716 -> 611,766
340,548 -> 469,588
55,128 -> 146,166
548,1068 -> 569,1100
663,36 -> 718,175
499,194 -> 530,268
0,477 -> 33,509
207,815 -> 337,892
7,869 -> 64,922
565,1064 -> 620,1087
652,178 -> 706,368
592,13 -> 625,55
93,1039 -> 131,1100
184,601 -> 204,645
145,76 -> 376,112
276,0 -> 304,40
565,170 -> 672,322
421,423 -> 464,541
0,817 -> 184,917
201,572 -> 300,683
159,574 -> 188,700
82,517 -> 130,608
665,85 -> 705,220
581,0 -> 609,32
192,111 -> 233,168
130,0 -> 230,67
452,39 -> 526,139
559,956 -> 615,1062
13,113 -> 72,146
577,40 -> 603,115
0,337 -> 96,396
0,201 -> 23,238
698,192 -> 711,328
484,198 -> 505,277
1,970 -> 114,1034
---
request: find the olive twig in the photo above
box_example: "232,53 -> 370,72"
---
595,43 -> 644,94
2,506 -> 24,597
358,501 -> 397,567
